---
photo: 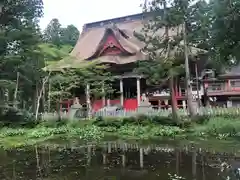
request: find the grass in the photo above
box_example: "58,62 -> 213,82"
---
0,119 -> 184,149
1,115 -> 240,149
190,117 -> 240,139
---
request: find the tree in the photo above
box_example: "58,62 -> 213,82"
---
0,0 -> 45,120
209,0 -> 240,66
43,18 -> 62,46
61,25 -> 80,46
135,0 -> 209,118
43,19 -> 80,48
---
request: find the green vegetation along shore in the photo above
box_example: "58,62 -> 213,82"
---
1,115 -> 240,149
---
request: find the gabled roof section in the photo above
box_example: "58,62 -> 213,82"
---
70,11 -> 207,65
70,13 -> 149,64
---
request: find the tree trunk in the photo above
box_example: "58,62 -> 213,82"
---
183,22 -> 196,117
164,0 -> 178,120
48,81 -> 51,112
86,83 -> 92,119
33,84 -> 38,113
35,74 -> 50,120
169,76 -> 178,121
13,72 -> 19,108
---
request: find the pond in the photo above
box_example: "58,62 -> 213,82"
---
0,140 -> 240,180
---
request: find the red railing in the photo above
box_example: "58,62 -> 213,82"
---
207,80 -> 240,94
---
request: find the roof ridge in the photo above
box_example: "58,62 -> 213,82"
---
83,12 -> 153,30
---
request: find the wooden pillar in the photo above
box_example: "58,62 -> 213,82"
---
158,100 -> 161,109
179,85 -> 182,96
86,83 -> 91,119
67,100 -> 70,112
182,100 -> 187,110
107,99 -> 110,107
120,78 -> 124,106
227,79 -> 231,90
137,77 -> 141,107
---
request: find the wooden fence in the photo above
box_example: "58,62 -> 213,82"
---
42,106 -> 240,120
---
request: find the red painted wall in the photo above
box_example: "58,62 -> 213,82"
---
92,98 -> 138,112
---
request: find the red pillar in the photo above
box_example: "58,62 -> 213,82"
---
67,100 -> 70,112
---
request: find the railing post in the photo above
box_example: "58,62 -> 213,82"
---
120,78 -> 124,106
137,77 -> 141,107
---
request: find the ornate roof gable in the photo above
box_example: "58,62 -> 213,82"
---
88,26 -> 134,60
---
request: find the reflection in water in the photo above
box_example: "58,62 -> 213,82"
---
0,141 -> 239,179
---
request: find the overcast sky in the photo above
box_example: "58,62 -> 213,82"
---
39,0 -> 143,31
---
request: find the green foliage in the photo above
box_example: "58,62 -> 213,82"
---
61,25 -> 80,46
117,125 -> 183,139
43,18 -> 79,47
0,0 -> 46,113
94,115 -> 178,127
93,117 -> 122,128
209,0 -> 240,64
192,117 -> 240,139
43,18 -> 62,46
191,114 -> 210,124
0,106 -> 36,128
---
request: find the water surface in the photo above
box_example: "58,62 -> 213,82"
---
0,140 -> 239,179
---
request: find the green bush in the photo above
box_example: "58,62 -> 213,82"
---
94,115 -> 179,127
0,107 -> 36,128
150,115 -> 177,126
192,115 -> 210,124
93,117 -> 122,128
117,125 -> 183,139
122,115 -> 150,126
39,119 -> 68,128
193,117 -> 240,138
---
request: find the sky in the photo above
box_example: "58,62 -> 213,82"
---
39,0 -> 143,32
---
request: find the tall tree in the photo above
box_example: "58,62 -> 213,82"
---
43,19 -> 80,48
135,0 -> 209,118
209,0 -> 240,67
43,18 -> 62,46
61,25 -> 80,46
0,0 -> 45,113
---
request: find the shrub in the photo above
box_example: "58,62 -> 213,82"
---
192,115 -> 210,125
39,119 -> 68,128
93,117 -> 122,128
0,107 -> 36,128
122,115 -> 150,126
193,117 -> 240,138
150,115 -> 177,126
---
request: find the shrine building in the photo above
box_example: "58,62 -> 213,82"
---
57,12 -> 240,111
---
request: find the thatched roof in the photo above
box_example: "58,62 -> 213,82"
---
70,13 -> 186,64
45,12 -> 207,71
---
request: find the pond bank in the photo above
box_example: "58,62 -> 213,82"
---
1,115 -> 240,149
